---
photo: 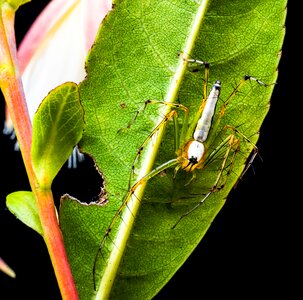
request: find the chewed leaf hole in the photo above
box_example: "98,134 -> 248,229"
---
52,152 -> 104,206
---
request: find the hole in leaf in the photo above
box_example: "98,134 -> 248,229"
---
52,153 -> 103,206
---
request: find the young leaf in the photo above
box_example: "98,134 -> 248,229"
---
6,191 -> 43,235
60,0 -> 287,299
1,0 -> 30,11
31,82 -> 84,189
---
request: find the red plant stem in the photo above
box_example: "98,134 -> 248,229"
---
33,188 -> 79,300
0,4 -> 78,299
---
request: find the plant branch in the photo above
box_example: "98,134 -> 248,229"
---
0,3 -> 78,299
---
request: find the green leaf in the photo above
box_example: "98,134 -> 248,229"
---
60,0 -> 287,299
6,191 -> 43,236
31,82 -> 84,189
0,0 -> 30,11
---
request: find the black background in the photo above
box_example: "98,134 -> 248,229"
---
0,1 -> 297,299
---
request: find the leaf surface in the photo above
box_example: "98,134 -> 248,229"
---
31,82 -> 84,188
6,191 -> 43,235
1,0 -> 30,11
60,0 -> 287,299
